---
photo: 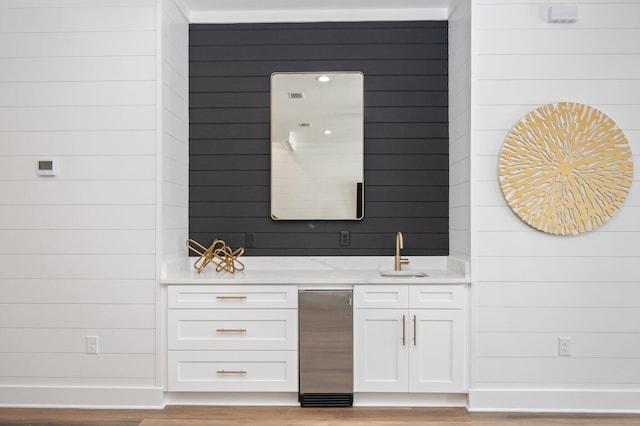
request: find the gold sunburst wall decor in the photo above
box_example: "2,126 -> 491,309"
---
498,102 -> 633,235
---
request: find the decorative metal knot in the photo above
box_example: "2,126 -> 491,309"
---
186,238 -> 245,274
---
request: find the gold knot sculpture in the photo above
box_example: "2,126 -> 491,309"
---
186,239 -> 245,274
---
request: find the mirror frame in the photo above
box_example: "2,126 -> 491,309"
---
270,71 -> 364,221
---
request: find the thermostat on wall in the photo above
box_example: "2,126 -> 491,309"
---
37,160 -> 57,176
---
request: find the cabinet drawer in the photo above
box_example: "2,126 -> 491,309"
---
168,350 -> 298,392
354,285 -> 408,309
168,309 -> 297,350
168,285 -> 297,309
409,285 -> 465,309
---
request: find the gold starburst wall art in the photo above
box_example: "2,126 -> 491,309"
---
498,102 -> 633,235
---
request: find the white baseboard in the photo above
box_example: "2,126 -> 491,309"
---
469,389 -> 640,413
0,386 -> 164,409
354,392 -> 467,407
164,392 -> 299,406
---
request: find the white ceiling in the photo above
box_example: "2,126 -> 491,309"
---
183,0 -> 451,12
182,0 -> 451,22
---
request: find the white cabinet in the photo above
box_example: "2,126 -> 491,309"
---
167,285 -> 298,392
354,284 -> 466,393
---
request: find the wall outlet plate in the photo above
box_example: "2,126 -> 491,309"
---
558,337 -> 571,356
340,231 -> 350,246
86,336 -> 99,354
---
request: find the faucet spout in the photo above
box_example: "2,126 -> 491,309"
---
394,232 -> 410,271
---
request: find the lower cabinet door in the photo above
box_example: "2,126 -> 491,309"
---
168,351 -> 298,392
409,309 -> 465,392
353,309 -> 408,392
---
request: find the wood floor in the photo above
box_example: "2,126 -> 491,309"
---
2,406 -> 640,426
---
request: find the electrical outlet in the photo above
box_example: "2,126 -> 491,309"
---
558,337 -> 571,356
86,336 -> 99,354
340,231 -> 350,246
245,232 -> 255,248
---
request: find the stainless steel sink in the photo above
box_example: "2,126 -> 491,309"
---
379,270 -> 429,278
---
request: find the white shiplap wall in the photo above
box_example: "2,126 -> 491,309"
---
160,0 -> 189,264
470,0 -> 640,412
448,0 -> 472,262
0,0 -> 161,407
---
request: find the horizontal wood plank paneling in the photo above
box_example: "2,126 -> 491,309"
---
0,6 -> 155,33
0,1 -> 159,393
476,105 -> 640,132
0,279 -> 155,304
0,254 -> 156,280
0,81 -> 156,107
0,131 -> 156,156
0,106 -> 156,132
476,3 -> 640,30
0,32 -> 155,57
0,328 -> 155,354
0,353 -> 155,379
0,156 -> 156,181
0,205 -> 155,230
477,231 -> 640,258
0,181 -> 156,205
0,304 -> 155,329
475,54 -> 640,80
478,282 -> 640,308
189,21 -> 448,256
0,230 -> 155,254
0,56 -> 156,82
477,358 -> 640,385
476,29 -> 640,55
476,79 -> 640,106
161,0 -> 189,262
478,307 -> 640,333
477,257 -> 640,283
191,59 -> 449,77
0,1 -> 155,8
478,332 -> 640,358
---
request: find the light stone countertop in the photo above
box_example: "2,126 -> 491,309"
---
161,256 -> 470,286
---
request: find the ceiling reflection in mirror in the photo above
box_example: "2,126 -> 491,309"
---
271,72 -> 364,220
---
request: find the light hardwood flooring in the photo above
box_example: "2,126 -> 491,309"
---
2,406 -> 640,426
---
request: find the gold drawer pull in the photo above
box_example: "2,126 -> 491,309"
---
216,328 -> 247,333
216,295 -> 247,300
402,315 -> 406,346
413,314 -> 417,346
217,370 -> 247,374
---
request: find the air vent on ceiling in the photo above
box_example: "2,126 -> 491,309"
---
288,92 -> 304,99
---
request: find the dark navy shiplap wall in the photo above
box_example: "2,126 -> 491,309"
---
189,21 -> 449,256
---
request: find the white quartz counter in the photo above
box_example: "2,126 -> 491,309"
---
161,256 -> 470,286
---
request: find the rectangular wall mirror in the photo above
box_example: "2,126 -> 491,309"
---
271,71 -> 364,220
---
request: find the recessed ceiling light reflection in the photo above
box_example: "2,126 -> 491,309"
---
316,76 -> 330,83
323,130 -> 332,135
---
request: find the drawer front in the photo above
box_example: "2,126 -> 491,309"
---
354,285 -> 408,309
409,285 -> 465,309
168,285 -> 297,309
168,350 -> 298,392
168,309 -> 297,350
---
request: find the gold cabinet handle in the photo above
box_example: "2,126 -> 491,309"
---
216,295 -> 247,300
402,314 -> 406,346
216,328 -> 247,333
413,314 -> 417,346
216,370 -> 247,374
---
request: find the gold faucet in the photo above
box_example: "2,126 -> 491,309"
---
394,232 -> 410,271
